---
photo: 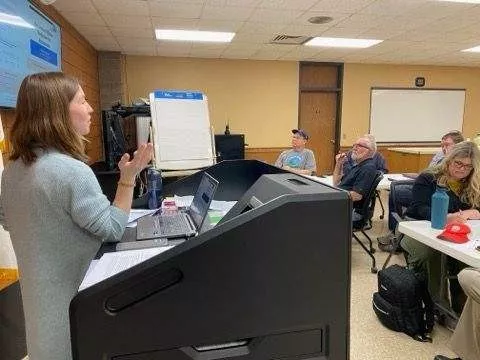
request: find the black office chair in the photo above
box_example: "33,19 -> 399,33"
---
375,189 -> 385,220
352,170 -> 384,273
381,180 -> 415,270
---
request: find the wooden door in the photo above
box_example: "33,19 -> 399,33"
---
299,92 -> 337,175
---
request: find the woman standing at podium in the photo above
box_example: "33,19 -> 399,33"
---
0,72 -> 153,360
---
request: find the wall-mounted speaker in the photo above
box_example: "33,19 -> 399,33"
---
415,77 -> 426,87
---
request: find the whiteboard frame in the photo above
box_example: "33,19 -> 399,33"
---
368,87 -> 466,144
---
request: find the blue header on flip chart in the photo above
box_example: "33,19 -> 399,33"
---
153,90 -> 204,100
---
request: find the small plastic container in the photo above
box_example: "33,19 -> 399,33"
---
161,199 -> 178,215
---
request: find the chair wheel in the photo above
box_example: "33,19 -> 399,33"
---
371,267 -> 378,274
371,248 -> 376,254
380,215 -> 384,219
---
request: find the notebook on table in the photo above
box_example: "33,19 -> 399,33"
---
136,172 -> 219,240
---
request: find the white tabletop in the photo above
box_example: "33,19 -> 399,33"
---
398,220 -> 480,268
306,173 -> 412,191
388,147 -> 440,155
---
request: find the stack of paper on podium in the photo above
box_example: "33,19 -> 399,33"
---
78,246 -> 174,291
149,90 -> 215,170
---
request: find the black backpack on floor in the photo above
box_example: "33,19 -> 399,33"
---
372,264 -> 434,342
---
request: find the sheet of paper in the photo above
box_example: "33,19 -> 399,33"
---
174,195 -> 194,208
78,246 -> 174,291
128,209 -> 158,223
210,200 -> 237,212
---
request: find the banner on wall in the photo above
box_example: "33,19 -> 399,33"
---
0,112 -> 18,270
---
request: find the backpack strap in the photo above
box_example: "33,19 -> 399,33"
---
415,271 -> 435,334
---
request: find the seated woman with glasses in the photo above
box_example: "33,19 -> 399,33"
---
400,141 -> 480,359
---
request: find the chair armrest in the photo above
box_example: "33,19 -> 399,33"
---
392,212 -> 403,224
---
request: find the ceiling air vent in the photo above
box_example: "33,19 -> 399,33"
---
270,34 -> 312,45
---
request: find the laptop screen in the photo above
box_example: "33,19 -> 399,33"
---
189,172 -> 219,230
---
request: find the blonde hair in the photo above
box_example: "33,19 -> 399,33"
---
10,72 -> 88,165
429,141 -> 480,208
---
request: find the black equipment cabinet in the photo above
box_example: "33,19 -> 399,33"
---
214,134 -> 245,162
70,160 -> 352,360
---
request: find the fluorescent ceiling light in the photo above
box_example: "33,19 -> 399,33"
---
436,0 -> 480,3
0,13 -> 35,28
462,45 -> 480,52
155,29 -> 235,43
305,37 -> 383,48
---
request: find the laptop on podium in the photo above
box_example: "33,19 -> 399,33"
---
137,172 -> 219,240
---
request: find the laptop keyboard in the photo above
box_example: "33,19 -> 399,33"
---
154,214 -> 192,236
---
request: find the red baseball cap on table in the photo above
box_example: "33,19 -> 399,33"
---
437,223 -> 471,244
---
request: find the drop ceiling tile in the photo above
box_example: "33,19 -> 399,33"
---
310,0 -> 377,14
257,0 -> 319,11
191,43 -> 229,51
205,0 -> 261,6
319,26 -> 367,38
407,1 -> 476,21
281,24 -> 330,37
86,35 -> 121,50
359,27 -> 406,40
238,21 -> 287,34
125,48 -> 156,56
75,25 -> 112,37
53,0 -> 97,13
110,27 -> 155,39
60,11 -> 107,26
116,37 -> 157,48
156,42 -> 193,51
248,8 -> 304,24
148,2 -> 203,18
151,17 -> 199,29
196,19 -> 244,32
201,5 -> 255,21
360,0 -> 423,16
225,42 -> 262,50
335,13 -> 382,30
92,0 -> 149,16
103,14 -> 152,28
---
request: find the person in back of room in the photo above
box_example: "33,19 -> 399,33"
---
343,134 -> 388,174
430,130 -> 465,167
378,130 -> 465,249
333,135 -> 377,221
434,267 -> 480,360
0,72 -> 153,360
401,141 -> 480,311
275,129 -> 316,175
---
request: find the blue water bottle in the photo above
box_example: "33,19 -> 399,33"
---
431,185 -> 449,229
147,168 -> 162,209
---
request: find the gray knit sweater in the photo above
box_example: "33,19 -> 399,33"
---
0,149 -> 128,360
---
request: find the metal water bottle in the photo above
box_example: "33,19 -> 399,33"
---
431,185 -> 449,229
147,168 -> 162,209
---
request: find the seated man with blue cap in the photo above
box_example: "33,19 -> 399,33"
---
275,129 -> 316,176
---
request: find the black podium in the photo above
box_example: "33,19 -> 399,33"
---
70,160 -> 352,360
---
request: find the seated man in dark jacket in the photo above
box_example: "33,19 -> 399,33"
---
333,136 -> 378,221
342,134 -> 388,175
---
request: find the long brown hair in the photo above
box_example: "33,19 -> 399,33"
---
429,141 -> 480,208
9,72 -> 88,165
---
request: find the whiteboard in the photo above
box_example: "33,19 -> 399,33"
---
149,90 -> 215,170
369,88 -> 465,142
